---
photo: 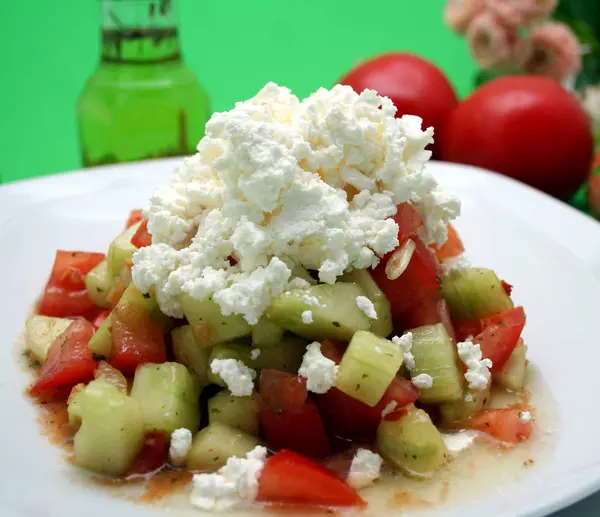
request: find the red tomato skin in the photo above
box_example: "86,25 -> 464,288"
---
127,431 -> 167,476
30,319 -> 97,399
92,309 -> 111,328
49,251 -> 106,290
109,302 -> 166,374
393,202 -> 424,243
131,220 -> 152,248
320,340 -> 347,364
463,408 -> 532,444
125,209 -> 145,229
441,76 -> 594,200
340,53 -> 458,158
259,400 -> 331,459
258,370 -> 308,412
38,287 -> 96,318
501,280 -> 513,297
433,224 -> 464,262
257,450 -> 364,507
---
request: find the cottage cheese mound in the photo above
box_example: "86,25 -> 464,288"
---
132,82 -> 460,322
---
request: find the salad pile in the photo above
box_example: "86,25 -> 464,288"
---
25,83 -> 532,512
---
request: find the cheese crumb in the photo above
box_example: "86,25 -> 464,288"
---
411,373 -> 434,389
381,400 -> 398,418
457,338 -> 492,390
250,348 -> 261,361
355,296 -> 378,319
519,411 -> 532,424
298,342 -> 339,394
441,431 -> 478,458
392,332 -> 415,370
347,449 -> 383,489
441,254 -> 470,274
210,359 -> 256,396
169,428 -> 193,467
301,310 -> 313,324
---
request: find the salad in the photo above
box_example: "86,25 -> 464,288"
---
24,83 -> 532,512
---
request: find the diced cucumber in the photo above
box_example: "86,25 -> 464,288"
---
336,330 -> 404,407
84,259 -> 115,309
409,323 -> 463,404
377,406 -> 448,476
340,269 -> 393,338
87,316 -> 113,357
107,221 -> 141,278
251,318 -> 285,349
171,325 -> 211,388
131,362 -> 200,435
440,383 -> 491,425
25,315 -> 72,363
441,268 -> 513,321
186,422 -> 261,471
180,293 -> 252,347
290,266 -> 317,286
254,335 -> 306,374
68,379 -> 144,476
208,390 -> 260,436
266,283 -> 371,341
493,340 -> 527,391
206,342 -> 253,387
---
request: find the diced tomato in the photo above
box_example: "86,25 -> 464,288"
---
125,209 -> 145,229
259,370 -> 308,412
30,319 -> 97,399
501,280 -> 513,296
393,202 -> 424,242
462,408 -> 532,444
109,302 -> 166,375
260,399 -> 331,458
379,376 -> 418,421
38,287 -> 97,318
320,340 -> 346,364
48,251 -> 106,291
131,219 -> 152,248
432,224 -> 464,262
455,306 -> 526,341
321,445 -> 362,480
127,431 -> 167,476
257,450 -> 364,507
395,297 -> 456,342
92,309 -> 111,328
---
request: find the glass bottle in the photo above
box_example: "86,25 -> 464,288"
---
78,0 -> 210,167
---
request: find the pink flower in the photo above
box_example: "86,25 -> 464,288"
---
466,11 -> 517,69
445,0 -> 485,34
521,22 -> 582,82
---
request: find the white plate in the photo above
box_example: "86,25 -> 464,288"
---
2,159 -> 600,517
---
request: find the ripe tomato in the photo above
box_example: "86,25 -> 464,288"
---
393,202 -> 424,242
131,219 -> 152,248
441,76 -> 594,200
340,53 -> 458,158
92,309 -> 111,328
462,408 -> 532,444
125,209 -> 144,229
127,432 -> 167,476
259,369 -> 308,412
432,224 -> 464,262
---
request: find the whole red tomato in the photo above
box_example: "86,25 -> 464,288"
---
441,76 -> 594,200
339,53 -> 458,159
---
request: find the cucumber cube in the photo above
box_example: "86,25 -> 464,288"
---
493,340 -> 527,391
107,221 -> 141,278
251,317 -> 285,349
84,259 -> 114,309
171,325 -> 212,388
208,390 -> 260,436
440,383 -> 491,425
25,315 -> 72,363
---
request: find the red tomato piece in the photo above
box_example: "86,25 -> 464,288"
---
92,309 -> 111,328
320,340 -> 347,364
432,224 -> 464,262
48,251 -> 106,290
127,432 -> 167,476
30,319 -> 97,399
259,370 -> 308,412
257,450 -> 364,507
259,399 -> 330,458
501,280 -> 513,297
454,306 -> 526,342
110,302 -> 166,374
125,209 -> 145,229
38,286 -> 97,318
379,376 -> 418,421
395,297 -> 456,342
131,219 -> 152,248
462,408 -> 532,444
393,202 -> 424,243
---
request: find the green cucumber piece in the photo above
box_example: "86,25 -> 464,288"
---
206,342 -> 253,387
208,390 -> 260,436
493,341 -> 527,391
440,383 -> 491,425
68,379 -> 144,476
409,323 -> 463,404
107,221 -> 141,278
251,318 -> 285,349
130,362 -> 200,435
340,269 -> 393,338
254,335 -> 306,374
186,422 -> 261,471
336,330 -> 404,407
290,266 -> 317,286
441,267 -> 513,321
84,259 -> 114,309
180,293 -> 252,347
171,325 -> 211,388
266,283 -> 371,341
377,406 -> 448,476
25,315 -> 72,363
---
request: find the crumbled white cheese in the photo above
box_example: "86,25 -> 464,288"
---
464,392 -> 474,402
411,373 -> 434,389
132,82 -> 460,322
457,338 -> 492,391
347,449 -> 383,489
392,332 -> 415,370
298,342 -> 339,394
441,431 -> 478,458
211,359 -> 256,396
381,400 -> 398,418
303,294 -> 320,307
169,428 -> 193,467
441,254 -> 471,274
519,411 -> 532,424
250,348 -> 261,361
190,446 -> 267,511
287,277 -> 311,290
301,310 -> 313,324
355,296 -> 378,319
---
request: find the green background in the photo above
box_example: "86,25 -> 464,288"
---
0,0 -> 475,183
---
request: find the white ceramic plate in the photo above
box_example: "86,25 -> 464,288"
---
2,159 -> 600,517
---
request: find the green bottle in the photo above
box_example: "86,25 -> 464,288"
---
77,0 -> 210,167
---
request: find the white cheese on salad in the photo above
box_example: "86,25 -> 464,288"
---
301,310 -> 313,324
250,348 -> 261,361
457,338 -> 492,391
381,400 -> 398,418
132,82 -> 460,323
169,428 -> 193,467
347,448 -> 383,489
411,373 -> 434,389
298,342 -> 339,394
190,446 -> 267,511
519,411 -> 532,424
210,359 -> 256,396
355,296 -> 378,319
392,332 -> 415,370
441,431 -> 478,458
